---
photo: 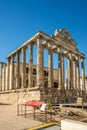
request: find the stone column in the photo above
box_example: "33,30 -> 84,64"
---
3,64 -> 6,91
42,46 -> 44,86
36,38 -> 43,87
70,55 -> 73,90
2,64 -> 6,91
73,60 -> 77,90
61,54 -> 65,90
11,56 -> 14,90
68,54 -> 73,90
58,53 -> 62,90
81,58 -> 85,90
76,59 -> 80,90
16,52 -> 20,89
65,65 -> 68,90
5,65 -> 8,91
48,48 -> 53,87
22,47 -> 26,89
67,59 -> 70,90
0,63 -> 2,91
2,64 -> 4,91
29,44 -> 33,88
7,58 -> 10,90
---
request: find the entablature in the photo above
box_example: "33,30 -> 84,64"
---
7,29 -> 85,59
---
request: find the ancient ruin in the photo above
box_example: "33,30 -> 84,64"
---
0,29 -> 86,103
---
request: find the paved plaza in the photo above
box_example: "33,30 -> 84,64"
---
0,103 -> 43,130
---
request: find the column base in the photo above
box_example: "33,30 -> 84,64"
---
28,86 -> 39,91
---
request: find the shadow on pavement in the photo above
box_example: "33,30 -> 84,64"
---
0,102 -> 11,105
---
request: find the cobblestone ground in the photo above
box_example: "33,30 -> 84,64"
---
0,103 -> 43,130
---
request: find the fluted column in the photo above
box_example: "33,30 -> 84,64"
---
11,56 -> 14,90
76,59 -> 80,90
2,64 -> 4,91
81,58 -> 85,90
4,64 -> 6,91
22,47 -> 26,89
73,60 -> 77,90
67,54 -> 73,90
65,64 -> 68,90
61,54 -> 65,90
7,58 -> 10,90
36,38 -> 43,87
67,59 -> 70,90
58,53 -> 62,90
16,52 -> 20,89
5,65 -> 8,91
0,63 -> 2,91
70,56 -> 73,90
29,44 -> 33,88
48,49 -> 53,87
2,64 -> 6,91
42,46 -> 44,86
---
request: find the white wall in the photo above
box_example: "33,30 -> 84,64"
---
61,119 -> 87,130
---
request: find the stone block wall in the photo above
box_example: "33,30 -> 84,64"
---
0,89 -> 40,104
0,88 -> 79,104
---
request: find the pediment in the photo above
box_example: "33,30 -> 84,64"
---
54,28 -> 76,48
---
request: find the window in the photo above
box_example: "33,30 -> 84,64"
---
44,81 -> 48,87
19,78 -> 21,89
26,79 -> 28,88
33,68 -> 36,75
54,82 -> 58,88
26,67 -> 29,74
46,71 -> 48,76
44,71 -> 47,76
85,77 -> 87,80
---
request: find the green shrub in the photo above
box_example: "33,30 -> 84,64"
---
47,102 -> 52,109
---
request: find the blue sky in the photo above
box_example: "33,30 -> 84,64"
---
0,0 -> 87,74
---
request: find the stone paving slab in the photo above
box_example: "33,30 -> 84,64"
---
0,103 -> 43,130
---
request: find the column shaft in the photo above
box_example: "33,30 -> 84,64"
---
16,52 -> 20,89
58,53 -> 62,89
76,60 -> 80,90
73,60 -> 77,90
61,54 -> 65,90
29,44 -> 33,88
65,64 -> 68,90
67,56 -> 73,90
11,56 -> 14,89
2,64 -> 6,91
48,49 -> 53,87
67,59 -> 70,89
22,47 -> 26,89
2,64 -> 4,91
7,58 -> 10,90
70,60 -> 73,89
3,64 -> 6,91
37,38 -> 43,87
0,63 -> 2,91
81,59 -> 85,90
42,47 -> 44,86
